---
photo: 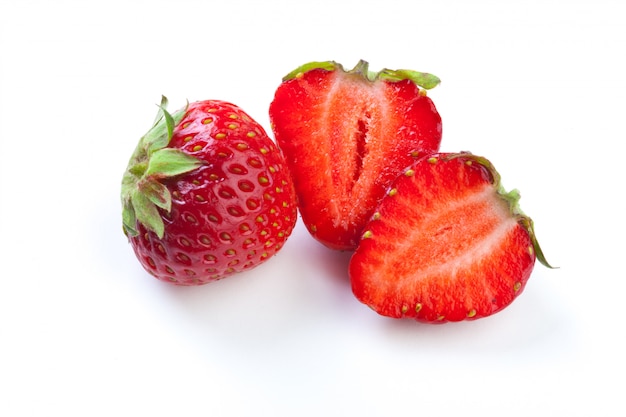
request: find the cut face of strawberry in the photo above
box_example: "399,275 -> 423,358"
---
270,60 -> 442,250
349,152 -> 553,323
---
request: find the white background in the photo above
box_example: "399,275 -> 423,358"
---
1,0 -> 624,415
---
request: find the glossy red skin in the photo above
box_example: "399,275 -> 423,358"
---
349,153 -> 536,323
130,101 -> 297,285
270,68 -> 442,250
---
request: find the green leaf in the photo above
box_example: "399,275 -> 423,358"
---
131,189 -> 165,239
122,199 -> 138,237
146,104 -> 189,154
378,68 -> 441,90
161,104 -> 175,143
145,148 -> 203,178
139,177 -> 172,212
282,61 -> 339,81
518,216 -> 557,269
152,95 -> 169,127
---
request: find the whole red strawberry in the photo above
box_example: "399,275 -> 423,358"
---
269,60 -> 442,250
349,152 -> 553,322
122,97 -> 297,285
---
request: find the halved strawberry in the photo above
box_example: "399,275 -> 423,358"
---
349,152 -> 553,323
269,60 -> 442,250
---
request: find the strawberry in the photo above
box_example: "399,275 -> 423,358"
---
269,60 -> 442,250
121,97 -> 297,285
349,152 -> 553,323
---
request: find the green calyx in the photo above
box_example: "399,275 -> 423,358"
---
121,96 -> 202,239
282,59 -> 441,90
442,152 -> 555,269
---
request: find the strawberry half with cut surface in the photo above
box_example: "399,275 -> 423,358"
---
269,60 -> 442,250
349,152 -> 553,323
121,97 -> 297,285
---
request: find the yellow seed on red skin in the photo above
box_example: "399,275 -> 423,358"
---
405,169 -> 415,177
362,230 -> 373,239
467,309 -> 477,318
388,188 -> 397,196
427,157 -> 438,164
514,282 -> 522,292
415,303 -> 422,313
215,133 -> 226,139
247,131 -> 256,138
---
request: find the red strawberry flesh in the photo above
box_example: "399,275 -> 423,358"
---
349,153 -> 551,322
270,60 -> 442,250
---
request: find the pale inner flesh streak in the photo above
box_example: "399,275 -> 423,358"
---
322,75 -> 389,229
386,185 -> 517,280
